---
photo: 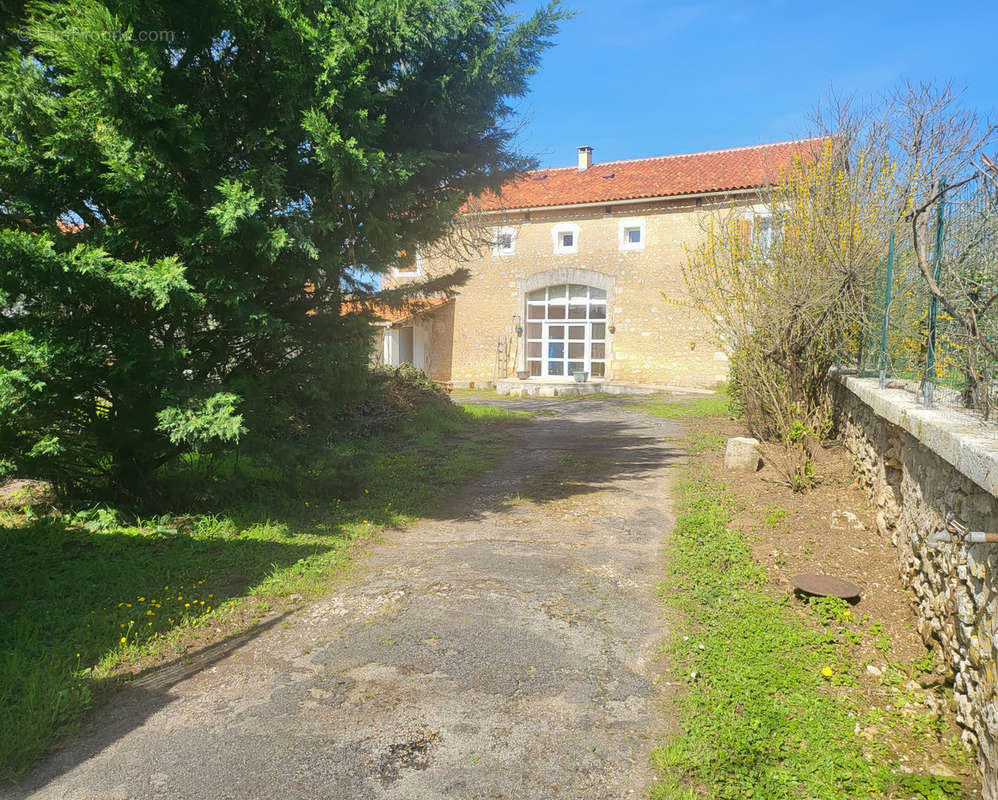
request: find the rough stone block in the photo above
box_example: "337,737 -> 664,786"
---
723,437 -> 762,472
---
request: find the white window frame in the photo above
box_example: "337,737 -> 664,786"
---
755,213 -> 776,253
618,218 -> 646,252
392,248 -> 423,279
741,210 -> 777,255
492,226 -> 516,257
524,284 -> 608,380
551,223 -> 580,255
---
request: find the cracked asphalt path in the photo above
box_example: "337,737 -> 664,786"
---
10,397 -> 684,800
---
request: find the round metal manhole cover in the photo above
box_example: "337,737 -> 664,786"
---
790,574 -> 862,600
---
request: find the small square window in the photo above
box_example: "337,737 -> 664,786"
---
619,218 -> 645,251
493,227 -> 516,256
551,224 -> 580,254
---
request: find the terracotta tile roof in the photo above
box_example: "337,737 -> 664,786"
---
55,218 -> 85,234
472,137 -> 826,212
341,296 -> 452,325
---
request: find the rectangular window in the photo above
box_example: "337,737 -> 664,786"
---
493,226 -> 516,256
618,218 -> 645,251
757,215 -> 776,253
551,224 -> 580,254
394,247 -> 421,275
521,284 -> 609,381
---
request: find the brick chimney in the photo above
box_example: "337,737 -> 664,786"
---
577,145 -> 593,172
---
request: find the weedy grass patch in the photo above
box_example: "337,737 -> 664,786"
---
653,470 -> 963,800
628,394 -> 731,420
0,401 -> 525,780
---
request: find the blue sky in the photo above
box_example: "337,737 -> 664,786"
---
510,0 -> 997,168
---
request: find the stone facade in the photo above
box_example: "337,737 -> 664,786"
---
391,194 -> 754,387
834,376 -> 998,797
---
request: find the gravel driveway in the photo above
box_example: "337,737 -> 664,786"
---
10,397 -> 684,800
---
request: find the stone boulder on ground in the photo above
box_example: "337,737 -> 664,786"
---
723,437 -> 762,472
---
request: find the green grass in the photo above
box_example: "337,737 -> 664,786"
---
686,431 -> 726,454
0,401 -> 526,781
628,394 -> 731,419
457,403 -> 531,420
652,470 -> 963,800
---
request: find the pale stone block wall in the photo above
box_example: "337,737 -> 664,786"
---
834,375 -> 998,798
392,195 -> 750,386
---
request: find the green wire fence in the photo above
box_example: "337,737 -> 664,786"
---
856,172 -> 998,419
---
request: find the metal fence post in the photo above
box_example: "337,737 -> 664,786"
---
879,230 -> 895,389
925,177 -> 946,406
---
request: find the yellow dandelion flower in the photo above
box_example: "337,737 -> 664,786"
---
821,667 -> 833,677
120,637 -> 127,643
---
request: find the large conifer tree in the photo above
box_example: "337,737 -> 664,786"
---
0,0 -> 562,497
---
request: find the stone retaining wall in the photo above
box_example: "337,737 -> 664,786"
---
834,375 -> 998,797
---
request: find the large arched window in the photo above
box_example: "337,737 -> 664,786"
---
525,284 -> 607,378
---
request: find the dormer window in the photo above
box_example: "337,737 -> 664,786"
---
551,223 -> 580,255
493,226 -> 516,257
618,218 -> 645,251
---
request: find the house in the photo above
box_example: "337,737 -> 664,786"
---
360,296 -> 454,374
382,138 -> 821,390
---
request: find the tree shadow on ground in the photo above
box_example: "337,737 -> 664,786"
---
0,517 -> 335,782
5,613 -> 291,798
3,398 -> 682,790
429,407 -> 684,520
